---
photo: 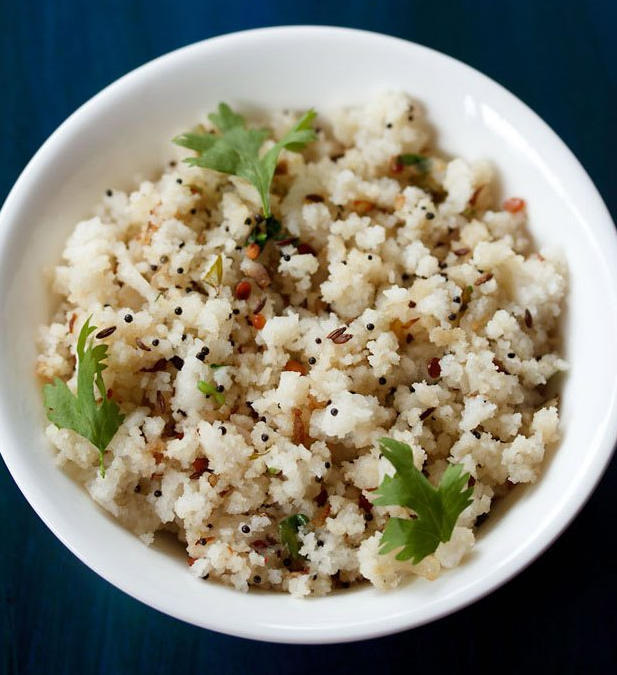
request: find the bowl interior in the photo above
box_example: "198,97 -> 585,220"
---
1,27 -> 616,643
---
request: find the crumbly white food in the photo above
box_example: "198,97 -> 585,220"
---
37,92 -> 567,596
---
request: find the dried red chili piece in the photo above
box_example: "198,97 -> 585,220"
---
190,457 -> 209,480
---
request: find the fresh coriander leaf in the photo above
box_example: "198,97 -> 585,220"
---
43,316 -> 124,477
174,104 -> 317,218
398,153 -> 430,173
374,437 -> 473,564
208,102 -> 246,132
267,466 -> 281,475
256,109 -> 317,215
173,132 -> 217,154
197,380 -> 225,406
279,513 -> 310,560
209,364 -> 225,370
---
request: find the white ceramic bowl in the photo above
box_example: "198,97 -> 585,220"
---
1,26 -> 616,644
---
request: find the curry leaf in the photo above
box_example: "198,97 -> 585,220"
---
202,254 -> 223,291
398,153 -> 430,173
279,513 -> 310,560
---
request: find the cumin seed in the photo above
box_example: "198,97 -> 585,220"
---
253,297 -> 267,314
135,337 -> 151,351
419,406 -> 436,421
156,390 -> 167,415
332,333 -> 353,344
474,272 -> 493,286
95,326 -> 117,339
326,326 -> 346,340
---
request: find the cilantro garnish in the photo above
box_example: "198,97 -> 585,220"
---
398,153 -> 430,173
174,103 -> 317,219
374,438 -> 473,564
279,513 -> 309,560
197,380 -> 225,406
43,316 -> 124,477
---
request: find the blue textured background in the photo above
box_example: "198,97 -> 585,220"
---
2,1 -> 616,673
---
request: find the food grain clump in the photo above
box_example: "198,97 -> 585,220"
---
37,92 -> 567,597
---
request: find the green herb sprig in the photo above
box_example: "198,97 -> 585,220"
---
174,103 -> 317,219
375,438 -> 473,564
43,317 -> 124,476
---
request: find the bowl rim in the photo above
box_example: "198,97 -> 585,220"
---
1,24 -> 617,644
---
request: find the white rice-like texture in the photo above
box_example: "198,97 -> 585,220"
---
37,92 -> 567,596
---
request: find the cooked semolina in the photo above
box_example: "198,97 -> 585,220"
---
37,92 -> 567,596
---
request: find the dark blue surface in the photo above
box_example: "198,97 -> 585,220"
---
2,1 -> 616,673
